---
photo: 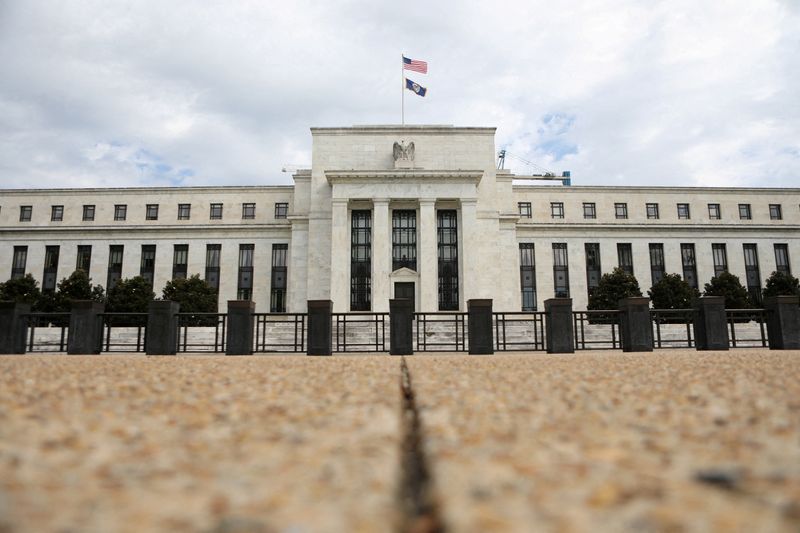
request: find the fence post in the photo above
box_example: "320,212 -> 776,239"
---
226,300 -> 255,355
67,301 -> 104,354
545,298 -> 574,353
618,297 -> 654,352
0,302 -> 30,354
763,295 -> 800,349
146,300 -> 180,355
307,300 -> 332,356
390,298 -> 413,355
693,296 -> 729,350
468,299 -> 493,354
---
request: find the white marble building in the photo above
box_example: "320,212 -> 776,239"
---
1,125 -> 798,312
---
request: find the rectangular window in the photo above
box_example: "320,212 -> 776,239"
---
205,244 -> 221,290
617,243 -> 634,275
351,210 -> 372,311
274,202 -> 288,219
743,244 -> 761,305
392,209 -> 417,271
550,202 -> 564,219
107,245 -> 124,290
140,245 -> 156,286
774,244 -> 790,275
242,203 -> 256,219
76,245 -> 92,273
19,206 -> 32,222
11,246 -> 27,279
82,205 -> 95,221
237,244 -> 254,300
437,210 -> 459,310
210,203 -> 223,220
583,202 -> 596,219
708,203 -> 721,220
739,203 -> 751,220
649,244 -> 665,286
615,203 -> 628,219
712,244 -> 728,277
172,244 -> 188,279
519,243 -> 536,311
680,243 -> 698,289
51,205 -> 64,222
585,243 -> 601,297
769,204 -> 782,220
518,202 -> 532,218
146,204 -> 159,220
553,243 -> 570,298
677,203 -> 691,219
114,204 -> 127,221
177,204 -> 191,220
646,203 -> 659,219
42,245 -> 60,292
270,244 -> 288,312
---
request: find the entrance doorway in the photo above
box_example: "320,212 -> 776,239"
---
394,282 -> 415,311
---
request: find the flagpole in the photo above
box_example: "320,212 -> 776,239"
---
401,53 -> 405,126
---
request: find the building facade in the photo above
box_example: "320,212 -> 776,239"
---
1,125 -> 798,312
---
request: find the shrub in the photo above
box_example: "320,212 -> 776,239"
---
648,273 -> 699,310
105,276 -> 155,325
0,274 -> 42,305
162,274 -> 218,325
588,267 -> 643,323
703,271 -> 751,309
762,271 -> 800,299
53,270 -> 105,312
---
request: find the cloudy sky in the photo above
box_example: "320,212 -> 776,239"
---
1,1 -> 798,189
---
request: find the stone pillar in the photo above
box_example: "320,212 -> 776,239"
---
330,199 -> 350,313
0,302 -> 30,354
67,301 -> 104,355
545,298 -> 574,354
763,295 -> 800,349
618,297 -> 654,352
307,300 -> 332,356
226,300 -> 255,355
146,300 -> 180,355
419,199 -> 438,312
372,199 -> 390,312
390,298 -> 413,355
468,299 -> 494,355
460,199 -> 478,306
693,296 -> 729,351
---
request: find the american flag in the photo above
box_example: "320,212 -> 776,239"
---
403,56 -> 428,74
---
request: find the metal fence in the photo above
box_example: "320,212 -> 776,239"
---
573,310 -> 620,350
493,312 -> 546,351
100,313 -> 148,352
650,309 -> 695,348
726,309 -> 768,348
414,312 -> 468,352
176,313 -> 227,353
24,313 -> 70,352
253,313 -> 306,353
332,312 -> 388,352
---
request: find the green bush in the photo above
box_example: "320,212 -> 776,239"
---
588,267 -> 643,310
105,276 -> 155,326
162,274 -> 218,326
0,274 -> 42,306
762,271 -> 800,299
703,271 -> 751,309
53,270 -> 105,312
648,273 -> 699,309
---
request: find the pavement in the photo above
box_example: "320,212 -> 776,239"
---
1,350 -> 799,532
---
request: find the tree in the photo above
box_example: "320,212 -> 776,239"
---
0,274 -> 42,305
106,276 -> 155,325
588,267 -> 643,310
53,270 -> 105,312
762,271 -> 800,299
648,273 -> 699,309
161,274 -> 218,325
703,271 -> 751,309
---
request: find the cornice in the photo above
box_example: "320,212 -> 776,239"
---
325,169 -> 483,185
311,125 -> 496,135
0,185 -> 294,195
512,185 -> 800,194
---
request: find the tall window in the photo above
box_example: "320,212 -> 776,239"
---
649,244 -> 665,286
585,243 -> 601,297
146,204 -> 159,220
712,244 -> 728,277
553,243 -> 569,297
646,203 -> 659,219
82,205 -> 95,221
550,202 -> 564,219
680,243 -> 698,289
270,244 -> 288,312
140,245 -> 156,286
274,202 -> 288,219
210,203 -> 223,220
392,210 -> 417,271
437,210 -> 459,310
114,205 -> 127,221
42,246 -> 60,292
11,246 -> 27,279
177,204 -> 191,220
743,244 -> 761,305
205,245 -> 221,289
518,202 -> 532,218
19,206 -> 32,222
351,210 -> 372,311
172,244 -> 188,279
519,243 -> 536,311
76,245 -> 92,273
237,244 -> 254,299
769,204 -> 782,220
739,204 -> 751,220
583,202 -> 596,219
774,244 -> 790,275
242,203 -> 256,219
51,205 -> 64,222
708,203 -> 721,220
677,203 -> 691,219
107,245 -> 124,290
617,243 -> 634,275
615,203 -> 628,219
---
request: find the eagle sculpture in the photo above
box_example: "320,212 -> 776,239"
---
392,141 -> 415,161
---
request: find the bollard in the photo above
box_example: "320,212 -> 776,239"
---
693,296 -> 729,350
0,302 -> 30,354
226,300 -> 255,355
307,300 -> 332,356
545,298 -> 574,353
67,301 -> 104,354
618,297 -> 654,352
146,300 -> 180,355
390,298 -> 413,355
468,299 -> 493,354
763,295 -> 800,349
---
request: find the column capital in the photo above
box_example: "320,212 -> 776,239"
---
418,198 -> 436,207
373,198 -> 390,206
331,198 -> 349,207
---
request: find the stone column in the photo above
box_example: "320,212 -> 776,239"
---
372,199 -> 390,312
618,297 -> 654,352
0,302 -> 30,354
288,218 -> 309,312
763,295 -> 800,349
468,299 -> 494,354
389,298 -> 413,355
545,298 -> 574,354
226,300 -> 255,355
418,199 -> 438,312
330,199 -> 350,312
693,296 -> 729,351
307,300 -> 332,356
67,301 -> 104,355
460,199 -> 478,306
146,300 -> 180,355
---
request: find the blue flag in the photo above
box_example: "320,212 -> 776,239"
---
405,78 -> 427,97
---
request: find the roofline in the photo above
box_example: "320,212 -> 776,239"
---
0,185 -> 295,194
311,125 -> 496,135
512,184 -> 800,193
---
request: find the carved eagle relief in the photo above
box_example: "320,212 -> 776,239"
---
392,141 -> 415,161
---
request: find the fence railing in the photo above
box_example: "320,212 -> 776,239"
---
726,309 -> 768,348
414,312 -> 468,352
573,310 -> 620,350
332,312 -> 388,352
650,309 -> 695,348
24,313 -> 70,352
253,313 -> 306,353
100,313 -> 148,352
493,312 -> 546,351
176,313 -> 227,353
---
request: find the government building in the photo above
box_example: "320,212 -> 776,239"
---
1,125 -> 798,313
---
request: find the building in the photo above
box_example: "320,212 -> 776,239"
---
1,125 -> 798,312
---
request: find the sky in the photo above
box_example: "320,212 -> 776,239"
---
0,0 -> 798,189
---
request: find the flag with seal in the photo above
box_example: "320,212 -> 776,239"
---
405,78 -> 427,97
